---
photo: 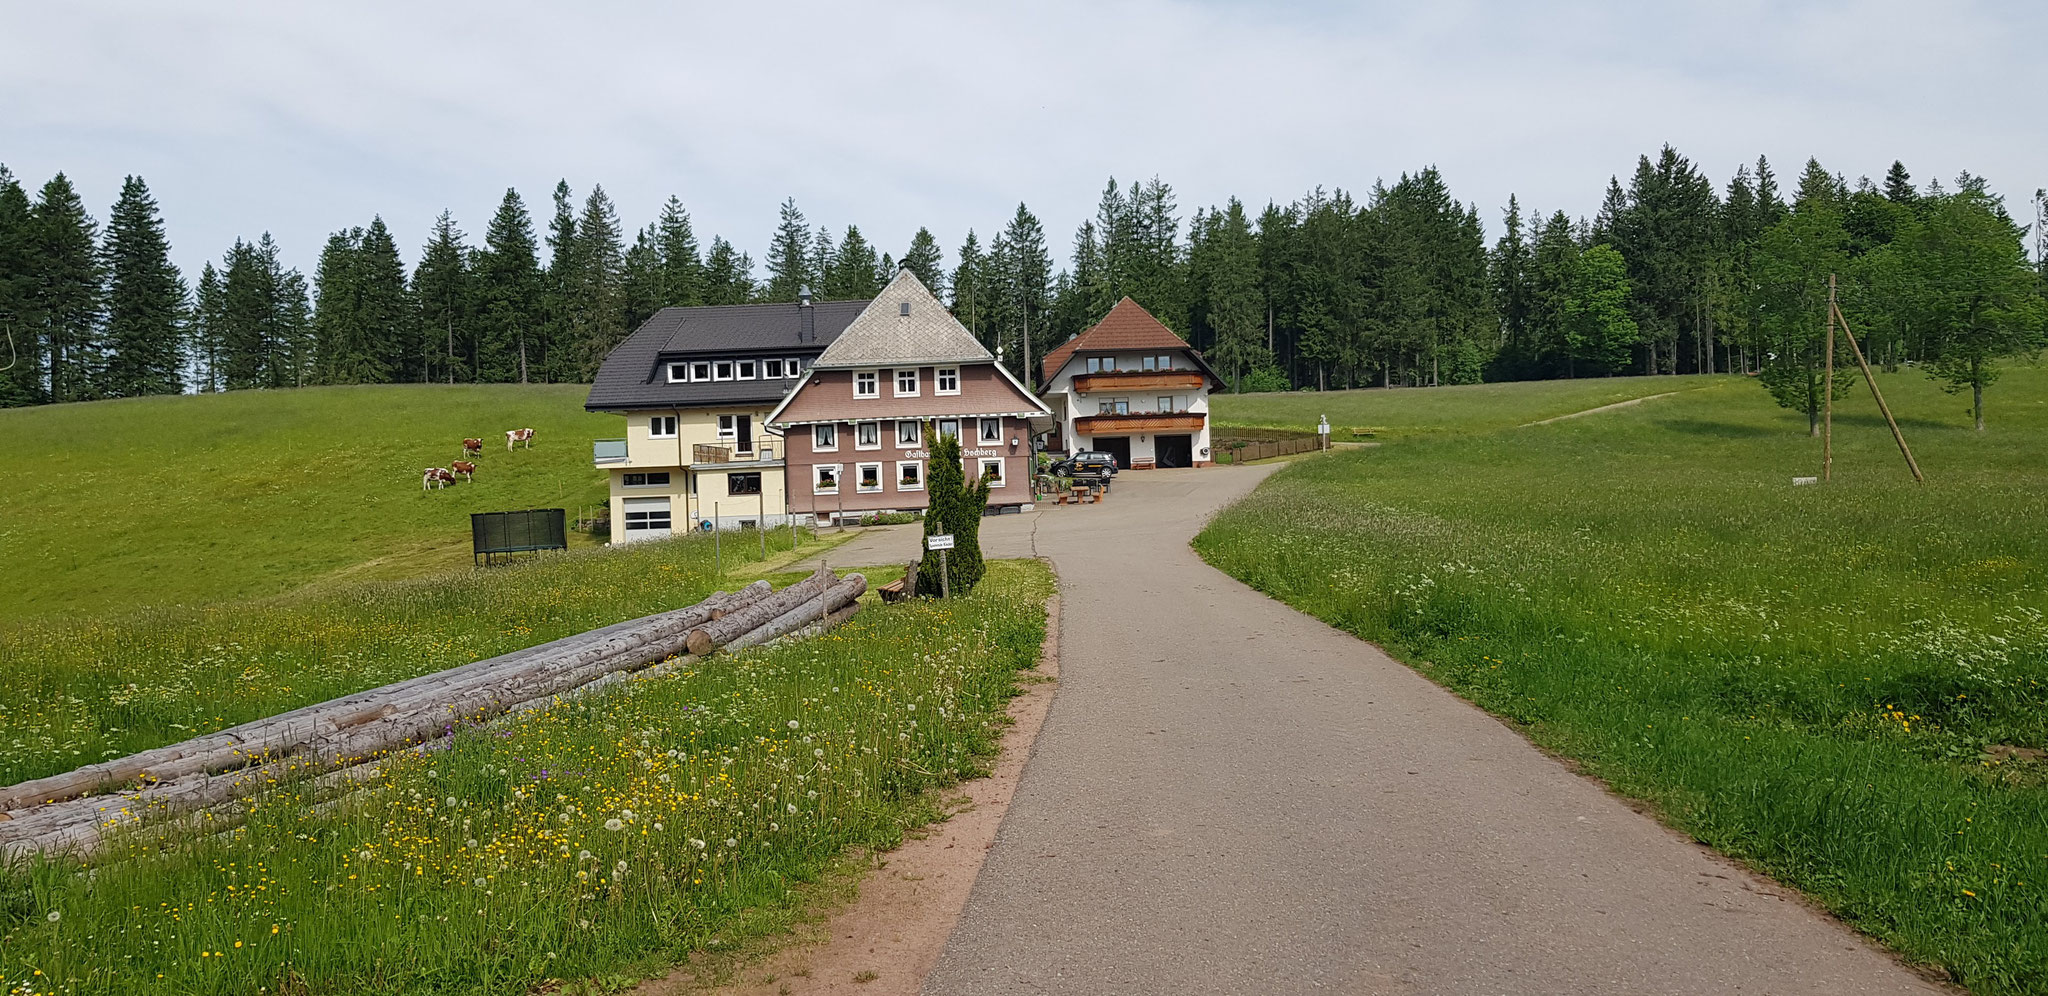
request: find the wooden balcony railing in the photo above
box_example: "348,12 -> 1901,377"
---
1071,370 -> 1206,393
1074,412 -> 1207,435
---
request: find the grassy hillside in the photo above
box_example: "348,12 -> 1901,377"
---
0,384 -> 621,620
1210,373 -> 1733,439
1198,365 -> 2048,993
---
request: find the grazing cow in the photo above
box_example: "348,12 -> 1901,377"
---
506,427 -> 535,450
451,460 -> 477,481
462,437 -> 484,458
421,467 -> 457,491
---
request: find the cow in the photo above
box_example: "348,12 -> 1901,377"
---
451,460 -> 477,481
462,437 -> 484,458
421,467 -> 457,491
506,427 -> 535,451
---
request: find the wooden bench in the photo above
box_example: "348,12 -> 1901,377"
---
879,561 -> 918,603
1348,427 -> 1379,440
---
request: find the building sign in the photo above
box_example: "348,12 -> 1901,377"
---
925,534 -> 955,551
906,448 -> 1003,459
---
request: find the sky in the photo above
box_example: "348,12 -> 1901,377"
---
3,0 -> 2043,283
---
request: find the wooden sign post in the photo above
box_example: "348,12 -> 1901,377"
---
926,534 -> 955,600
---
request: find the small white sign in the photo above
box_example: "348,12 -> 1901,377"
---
925,534 -> 955,551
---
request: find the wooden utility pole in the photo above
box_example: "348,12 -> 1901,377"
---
1824,275 -> 1836,481
1827,282 -> 1925,483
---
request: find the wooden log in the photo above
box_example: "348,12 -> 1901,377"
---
720,575 -> 867,654
684,569 -> 837,656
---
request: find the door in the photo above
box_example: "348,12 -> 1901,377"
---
735,415 -> 754,455
1096,436 -> 1131,470
1155,434 -> 1193,468
621,497 -> 672,542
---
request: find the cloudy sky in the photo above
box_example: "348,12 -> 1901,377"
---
3,0 -> 2042,280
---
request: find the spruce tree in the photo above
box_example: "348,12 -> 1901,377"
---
0,166 -> 45,407
413,211 -> 474,383
190,262 -> 224,392
1200,198 -> 1264,390
807,228 -> 834,295
949,230 -> 989,337
33,173 -> 105,403
994,203 -> 1052,385
219,239 -> 269,389
101,176 -> 188,397
702,237 -> 755,305
312,228 -> 370,384
902,227 -> 945,294
1489,195 -> 1534,378
569,184 -> 627,379
825,224 -> 881,298
653,196 -> 703,307
764,198 -> 811,302
542,180 -> 580,382
1883,161 -> 1918,206
357,218 -> 413,382
622,224 -> 663,333
475,189 -> 543,383
1528,210 -> 1583,376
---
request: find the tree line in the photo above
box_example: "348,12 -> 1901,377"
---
2,150 -> 2042,427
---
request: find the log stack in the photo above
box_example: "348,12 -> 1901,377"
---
0,570 -> 866,860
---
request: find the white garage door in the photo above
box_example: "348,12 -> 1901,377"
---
622,497 -> 672,542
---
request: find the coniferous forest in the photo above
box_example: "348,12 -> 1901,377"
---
2,147 -> 2043,426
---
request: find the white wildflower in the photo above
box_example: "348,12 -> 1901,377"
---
605,818 -> 625,832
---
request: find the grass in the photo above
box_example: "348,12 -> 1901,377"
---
1195,365 -> 2048,994
1209,373 -> 1727,439
0,384 -> 621,621
0,560 -> 1053,996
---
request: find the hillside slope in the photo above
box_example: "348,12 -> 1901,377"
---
0,384 -> 618,620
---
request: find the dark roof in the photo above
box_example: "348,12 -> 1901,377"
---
586,299 -> 868,411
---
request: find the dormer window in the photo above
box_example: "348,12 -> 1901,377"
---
736,359 -> 757,380
690,361 -> 711,381
894,368 -> 919,397
667,363 -> 689,383
786,357 -> 803,378
714,361 -> 735,381
764,358 -> 784,378
854,371 -> 879,398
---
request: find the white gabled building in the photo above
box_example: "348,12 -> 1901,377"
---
1038,297 -> 1226,469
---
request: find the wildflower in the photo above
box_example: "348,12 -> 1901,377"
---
653,822 -> 665,831
446,796 -> 457,808
788,803 -> 799,813
614,860 -> 628,874
358,850 -> 373,861
690,838 -> 707,850
474,877 -> 488,888
46,910 -> 60,923
814,749 -> 825,758
605,818 -> 625,832
787,720 -> 800,730
724,838 -> 737,848
619,808 -> 635,821
578,850 -> 593,861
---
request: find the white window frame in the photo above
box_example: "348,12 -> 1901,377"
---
978,417 -> 1002,443
736,359 -> 757,380
813,423 -> 838,452
690,361 -> 712,382
894,368 -> 920,397
855,462 -> 883,493
813,463 -> 841,495
649,415 -> 677,439
978,457 -> 1006,488
786,357 -> 803,378
935,367 -> 960,395
667,363 -> 689,383
854,371 -> 879,398
896,460 -> 924,491
896,420 -> 921,448
763,358 -> 784,379
717,414 -> 736,446
622,471 -> 672,487
938,419 -> 960,439
714,360 -> 735,381
854,421 -> 881,450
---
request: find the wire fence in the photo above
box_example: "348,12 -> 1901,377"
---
1215,436 -> 1324,463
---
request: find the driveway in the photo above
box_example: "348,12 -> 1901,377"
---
904,465 -> 1941,995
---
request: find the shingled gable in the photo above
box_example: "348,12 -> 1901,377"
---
1040,296 -> 1224,389
810,268 -> 991,369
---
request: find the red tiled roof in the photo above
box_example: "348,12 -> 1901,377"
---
1040,297 -> 1194,384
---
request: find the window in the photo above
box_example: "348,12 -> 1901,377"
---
622,471 -> 672,487
727,472 -> 761,496
786,357 -> 803,378
856,462 -> 882,493
1087,356 -> 1116,374
1158,396 -> 1175,413
1157,354 -> 1174,370
936,367 -> 960,394
896,420 -> 921,447
855,371 -> 879,397
1097,399 -> 1130,415
736,359 -> 757,380
813,464 -> 840,495
717,414 -> 756,454
1141,355 -> 1157,371
649,415 -> 677,438
764,358 -> 784,379
717,414 -> 735,443
855,421 -> 881,449
896,460 -> 923,490
667,363 -> 689,383
894,368 -> 919,397
979,458 -> 1006,488
938,419 -> 959,439
813,424 -> 838,451
979,417 -> 1002,443
714,361 -> 735,381
690,361 -> 712,381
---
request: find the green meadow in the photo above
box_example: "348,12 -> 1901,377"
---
1209,373 -> 1717,439
1197,366 -> 2048,994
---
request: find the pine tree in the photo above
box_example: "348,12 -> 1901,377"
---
357,218 -> 413,381
949,230 -> 989,338
653,196 -> 703,307
0,166 -> 47,407
876,252 -> 895,290
824,224 -> 881,298
100,176 -> 188,397
569,184 -> 627,379
807,228 -> 834,296
219,234 -> 310,389
190,262 -> 224,392
764,198 -> 811,302
1489,195 -> 1534,378
622,224 -> 664,333
901,227 -> 945,294
33,173 -> 105,403
1883,161 -> 1918,206
541,180 -> 580,383
413,211 -> 474,383
1197,198 -> 1264,390
1528,210 -> 1583,376
312,228 -> 372,383
701,237 -> 755,305
474,189 -> 543,382
993,203 -> 1052,384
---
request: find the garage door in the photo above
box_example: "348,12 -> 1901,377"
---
1155,434 -> 1193,468
622,497 -> 672,542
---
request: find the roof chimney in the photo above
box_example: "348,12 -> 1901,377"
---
798,284 -> 812,308
798,284 -> 816,343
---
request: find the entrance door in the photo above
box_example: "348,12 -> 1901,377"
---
621,497 -> 672,542
1155,434 -> 1193,468
735,415 -> 754,455
1096,436 -> 1131,470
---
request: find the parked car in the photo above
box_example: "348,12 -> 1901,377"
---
1051,451 -> 1120,479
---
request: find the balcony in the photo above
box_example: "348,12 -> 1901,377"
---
1074,412 -> 1207,436
693,442 -> 780,470
1071,370 -> 1206,393
592,438 -> 629,464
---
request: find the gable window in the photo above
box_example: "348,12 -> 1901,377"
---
813,464 -> 840,495
1142,355 -> 1156,371
649,415 -> 677,438
1157,354 -> 1173,370
813,424 -> 838,451
1087,356 -> 1117,374
764,358 -> 784,379
726,472 -> 762,495
667,363 -> 689,383
736,359 -> 757,380
855,421 -> 881,449
896,420 -> 921,447
896,460 -> 923,490
856,462 -> 882,492
714,361 -> 735,381
854,371 -> 879,398
622,471 -> 672,487
935,367 -> 959,394
894,368 -> 919,397
786,357 -> 803,378
978,417 -> 1002,443
979,458 -> 1006,488
690,361 -> 712,381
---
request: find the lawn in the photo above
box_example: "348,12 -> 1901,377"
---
0,559 -> 1054,996
1209,373 -> 1732,439
1196,366 -> 2048,994
0,384 -> 620,621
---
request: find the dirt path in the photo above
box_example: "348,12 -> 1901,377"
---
1520,390 -> 1684,426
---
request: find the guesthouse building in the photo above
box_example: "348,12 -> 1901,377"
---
1039,297 -> 1225,469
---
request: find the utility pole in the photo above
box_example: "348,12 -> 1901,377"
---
1823,274 -> 1835,481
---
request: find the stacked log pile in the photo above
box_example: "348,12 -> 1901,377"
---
0,568 -> 866,860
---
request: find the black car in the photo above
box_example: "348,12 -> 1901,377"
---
1051,451 -> 1120,479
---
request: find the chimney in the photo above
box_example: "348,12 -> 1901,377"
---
798,284 -> 815,343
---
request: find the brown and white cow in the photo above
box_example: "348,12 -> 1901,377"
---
462,437 -> 484,458
506,427 -> 535,450
451,460 -> 477,481
421,467 -> 457,491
